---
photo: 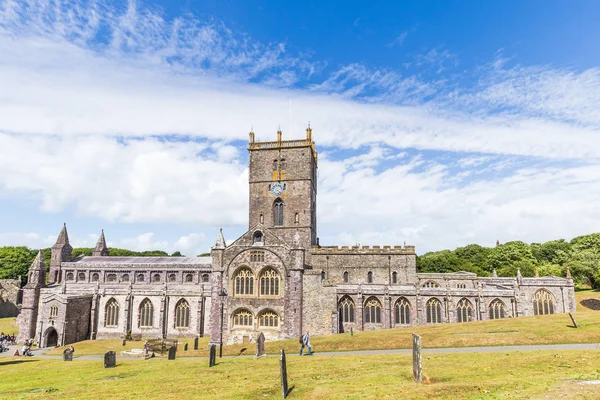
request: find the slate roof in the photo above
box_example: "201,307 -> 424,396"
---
70,256 -> 212,265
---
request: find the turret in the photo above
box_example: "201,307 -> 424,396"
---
92,230 -> 109,256
49,223 -> 72,284
17,251 -> 45,343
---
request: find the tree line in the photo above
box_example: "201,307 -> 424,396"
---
417,232 -> 600,289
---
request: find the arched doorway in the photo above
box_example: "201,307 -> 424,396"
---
44,327 -> 58,347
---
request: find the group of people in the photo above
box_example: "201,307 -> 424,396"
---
0,333 -> 16,352
16,338 -> 35,356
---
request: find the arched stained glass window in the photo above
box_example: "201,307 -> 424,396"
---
338,296 -> 355,323
260,269 -> 280,296
234,268 -> 254,296
139,298 -> 154,328
364,297 -> 381,324
258,310 -> 279,327
273,198 -> 284,226
395,297 -> 411,325
174,299 -> 190,328
489,299 -> 507,320
533,290 -> 555,315
456,298 -> 473,323
105,298 -> 119,327
233,309 -> 253,326
426,298 -> 442,324
49,305 -> 59,319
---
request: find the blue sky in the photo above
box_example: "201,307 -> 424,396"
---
0,0 -> 599,255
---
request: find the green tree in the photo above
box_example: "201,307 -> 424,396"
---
171,251 -> 184,257
564,249 -> 600,288
0,246 -> 37,284
531,239 -> 572,265
488,241 -> 538,277
454,244 -> 492,272
570,233 -> 600,253
198,253 -> 210,257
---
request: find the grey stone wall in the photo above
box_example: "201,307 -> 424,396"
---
0,279 -> 21,317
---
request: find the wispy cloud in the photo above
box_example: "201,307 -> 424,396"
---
387,31 -> 408,47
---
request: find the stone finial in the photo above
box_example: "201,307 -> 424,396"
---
277,127 -> 282,143
306,123 -> 312,141
215,228 -> 226,249
25,250 -> 46,287
31,250 -> 44,270
496,239 -> 500,246
54,223 -> 70,246
249,127 -> 255,144
566,266 -> 572,279
93,230 -> 109,256
492,268 -> 497,278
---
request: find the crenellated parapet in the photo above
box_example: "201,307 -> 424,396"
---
311,245 -> 416,255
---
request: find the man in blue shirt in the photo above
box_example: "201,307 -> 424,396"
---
299,329 -> 312,356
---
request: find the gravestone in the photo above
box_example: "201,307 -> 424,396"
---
209,345 -> 216,367
350,327 -> 353,336
122,339 -> 126,346
194,337 -> 199,350
412,333 -> 422,383
569,313 -> 579,328
280,349 -> 289,399
104,351 -> 116,368
168,346 -> 176,360
255,332 -> 266,358
63,348 -> 73,361
184,343 -> 188,351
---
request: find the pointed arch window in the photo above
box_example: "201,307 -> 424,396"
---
338,297 -> 355,323
233,309 -> 254,327
104,298 -> 119,327
395,297 -> 411,325
533,290 -> 555,315
107,274 -> 117,282
122,274 -> 129,282
367,271 -> 373,283
253,230 -> 263,244
168,274 -> 176,282
392,271 -> 398,284
152,273 -> 161,283
456,298 -> 473,323
91,273 -> 99,282
49,305 -> 58,319
343,271 -> 349,283
426,298 -> 442,324
137,274 -> 145,282
185,274 -> 193,283
234,268 -> 254,296
139,299 -> 154,328
364,297 -> 382,324
273,198 -> 284,226
422,281 -> 440,288
260,268 -> 280,296
258,310 -> 279,327
489,299 -> 507,320
78,272 -> 86,281
66,272 -> 74,281
174,299 -> 190,328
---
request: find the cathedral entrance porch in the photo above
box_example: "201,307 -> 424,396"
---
44,327 -> 59,348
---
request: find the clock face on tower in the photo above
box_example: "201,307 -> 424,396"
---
271,183 -> 284,196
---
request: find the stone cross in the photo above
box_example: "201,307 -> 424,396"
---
63,348 -> 73,361
104,351 -> 116,368
209,344 -> 216,367
280,349 -> 289,399
255,332 -> 266,358
168,346 -> 177,360
194,337 -> 199,350
412,333 -> 422,383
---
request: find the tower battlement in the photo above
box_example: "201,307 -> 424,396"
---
312,245 -> 416,255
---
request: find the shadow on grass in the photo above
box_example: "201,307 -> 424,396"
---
0,359 -> 39,366
286,385 -> 295,396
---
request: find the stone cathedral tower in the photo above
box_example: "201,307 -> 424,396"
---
247,126 -> 318,250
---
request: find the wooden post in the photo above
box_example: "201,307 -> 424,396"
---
280,349 -> 289,398
569,312 -> 579,328
209,344 -> 216,367
412,333 -> 422,383
194,337 -> 199,350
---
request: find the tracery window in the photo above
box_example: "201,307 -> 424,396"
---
367,271 -> 373,283
104,298 -> 119,327
185,274 -> 193,283
91,273 -> 99,282
49,305 -> 58,319
343,271 -> 349,283
233,309 -> 253,327
152,273 -> 161,283
456,298 -> 473,323
139,299 -> 154,328
395,297 -> 411,325
489,299 -> 507,320
260,269 -> 280,296
364,297 -> 382,324
234,268 -> 254,296
273,198 -> 284,226
107,274 -> 117,282
250,251 -> 265,262
174,299 -> 190,328
533,290 -> 555,315
392,271 -> 397,284
426,298 -> 442,324
258,310 -> 279,327
168,274 -> 176,282
339,297 -> 355,323
422,281 -> 440,288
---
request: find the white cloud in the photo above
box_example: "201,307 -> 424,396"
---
118,232 -> 168,251
387,31 -> 408,47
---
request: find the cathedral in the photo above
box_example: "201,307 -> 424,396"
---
17,127 -> 576,347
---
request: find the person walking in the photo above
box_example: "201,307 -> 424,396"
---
299,329 -> 312,356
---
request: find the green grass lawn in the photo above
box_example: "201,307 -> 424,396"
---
1,350 -> 599,399
0,317 -> 17,335
45,289 -> 600,357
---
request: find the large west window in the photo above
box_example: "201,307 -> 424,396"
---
259,268 -> 280,296
339,296 -> 355,323
364,297 -> 382,324
234,268 -> 254,296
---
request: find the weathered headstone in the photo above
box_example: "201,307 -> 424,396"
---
569,312 -> 579,328
280,349 -> 289,399
63,348 -> 73,361
184,343 -> 188,351
122,339 -> 126,346
104,351 -> 116,368
255,332 -> 266,358
350,327 -> 353,336
412,333 -> 422,383
168,346 -> 176,360
194,337 -> 199,350
209,344 -> 216,367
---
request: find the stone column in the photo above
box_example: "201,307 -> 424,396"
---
357,293 -> 364,331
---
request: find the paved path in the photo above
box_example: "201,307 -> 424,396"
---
2,343 -> 599,361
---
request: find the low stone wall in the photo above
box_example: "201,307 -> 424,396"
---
0,279 -> 21,318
